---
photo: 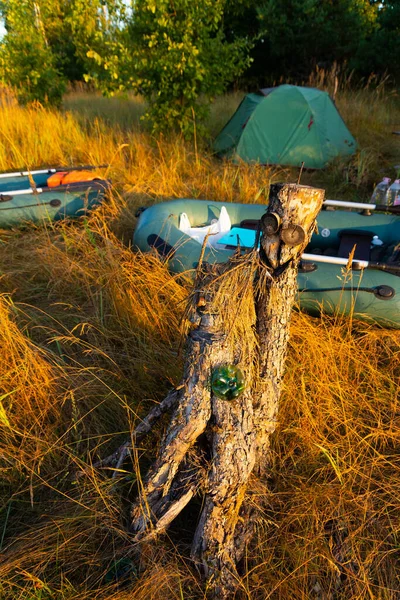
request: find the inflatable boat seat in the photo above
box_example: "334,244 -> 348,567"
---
179,206 -> 231,248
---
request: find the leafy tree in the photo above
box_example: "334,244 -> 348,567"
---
37,0 -> 86,83
353,0 -> 400,78
0,0 -> 66,105
255,0 -> 378,81
81,0 -> 253,135
0,0 -> 111,104
66,0 -> 129,87
222,0 -> 265,88
221,0 -> 382,86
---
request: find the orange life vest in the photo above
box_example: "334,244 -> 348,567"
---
47,171 -> 68,187
47,170 -> 99,188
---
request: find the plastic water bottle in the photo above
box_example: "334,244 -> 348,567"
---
370,177 -> 391,205
386,179 -> 400,207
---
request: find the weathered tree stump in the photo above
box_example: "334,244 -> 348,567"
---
101,183 -> 324,597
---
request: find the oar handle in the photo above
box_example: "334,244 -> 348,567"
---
0,165 -> 109,179
323,199 -> 400,215
0,188 -> 42,198
323,199 -> 371,210
55,164 -> 109,172
301,253 -> 400,274
0,180 -> 109,200
374,204 -> 400,215
369,261 -> 400,273
301,253 -> 369,269
0,170 -> 55,179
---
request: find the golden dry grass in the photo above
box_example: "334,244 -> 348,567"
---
0,82 -> 399,599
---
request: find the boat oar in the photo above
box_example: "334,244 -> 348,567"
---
0,188 -> 45,198
0,199 -> 63,211
323,199 -> 400,215
0,181 -> 108,204
0,165 -> 109,179
301,253 -> 400,274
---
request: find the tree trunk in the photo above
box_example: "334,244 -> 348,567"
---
127,184 -> 324,597
254,183 -> 326,473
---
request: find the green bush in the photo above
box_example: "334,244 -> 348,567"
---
0,38 -> 66,106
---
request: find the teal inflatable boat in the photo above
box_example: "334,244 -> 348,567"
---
0,167 -> 110,227
133,198 -> 400,328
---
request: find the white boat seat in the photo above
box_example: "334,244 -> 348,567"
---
178,206 -> 231,248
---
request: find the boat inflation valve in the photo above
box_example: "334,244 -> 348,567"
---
49,199 -> 62,208
374,285 -> 395,300
211,364 -> 246,401
280,223 -> 306,246
261,212 -> 281,235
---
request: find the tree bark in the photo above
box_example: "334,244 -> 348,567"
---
127,183 -> 325,597
254,184 -> 326,473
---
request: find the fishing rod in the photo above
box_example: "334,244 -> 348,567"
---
323,199 -> 400,215
0,165 -> 109,179
301,253 -> 400,274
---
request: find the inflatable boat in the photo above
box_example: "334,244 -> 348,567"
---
0,167 -> 110,227
133,198 -> 400,328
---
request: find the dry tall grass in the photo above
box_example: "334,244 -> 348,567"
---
0,81 -> 399,599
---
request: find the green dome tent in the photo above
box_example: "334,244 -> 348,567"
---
213,85 -> 357,169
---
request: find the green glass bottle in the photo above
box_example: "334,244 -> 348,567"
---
211,365 -> 246,400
